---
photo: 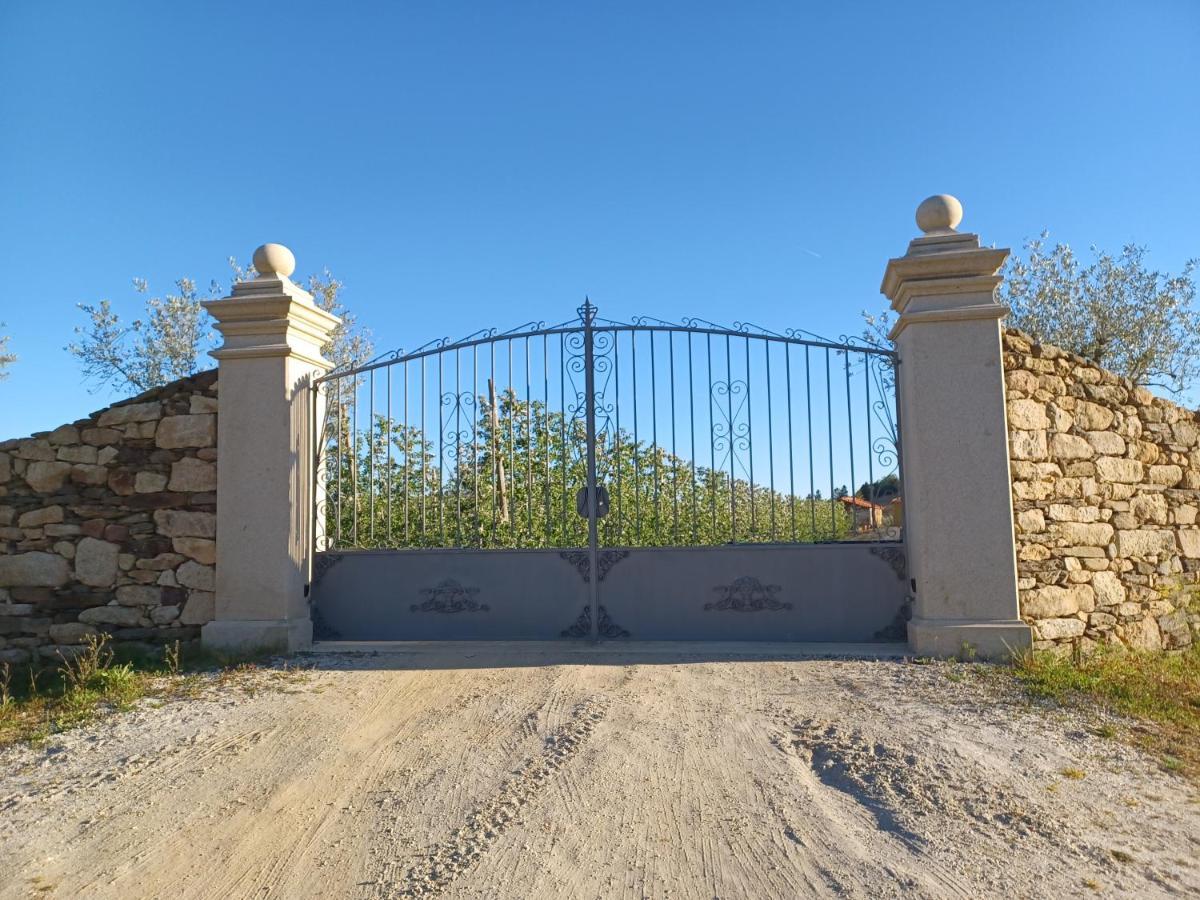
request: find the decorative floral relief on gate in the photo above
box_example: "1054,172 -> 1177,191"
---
559,549 -> 630,583
561,604 -> 631,638
705,576 -> 791,612
411,579 -> 489,614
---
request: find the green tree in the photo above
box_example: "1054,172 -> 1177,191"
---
1000,236 -> 1199,394
68,263 -> 371,394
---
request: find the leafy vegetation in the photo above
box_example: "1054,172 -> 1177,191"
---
1001,237 -> 1200,394
1013,646 -> 1200,780
0,635 -> 307,749
67,262 -> 371,394
322,386 -> 857,549
0,327 -> 14,381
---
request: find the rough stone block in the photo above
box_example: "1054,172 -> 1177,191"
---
81,427 -> 122,446
1016,509 -> 1045,533
189,395 -> 218,414
78,605 -> 143,627
47,424 -> 80,445
49,622 -> 100,644
1090,571 -> 1126,607
56,444 -> 97,464
177,561 -> 215,591
1084,431 -> 1126,455
180,590 -> 215,625
134,472 -> 169,493
1095,457 -> 1143,484
172,537 -> 216,565
17,506 -> 63,528
1148,465 -> 1183,486
1118,617 -> 1162,650
0,552 -> 71,587
1023,584 -> 1093,618
1129,493 -> 1169,525
1034,617 -> 1086,641
1177,530 -> 1200,559
74,537 -> 120,587
1010,430 -> 1048,461
1049,433 -> 1093,460
1115,529 -> 1176,558
71,464 -> 109,486
116,585 -> 162,607
156,415 -> 215,449
1074,401 -> 1115,430
1008,399 -> 1049,430
168,457 -> 216,492
153,509 -> 216,538
97,401 -> 162,426
23,461 -> 71,492
1055,522 -> 1113,545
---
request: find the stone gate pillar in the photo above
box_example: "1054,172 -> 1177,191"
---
882,196 -> 1032,658
200,244 -> 341,652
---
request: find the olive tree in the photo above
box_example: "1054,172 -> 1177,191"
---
863,236 -> 1200,395
68,262 -> 371,394
1000,236 -> 1199,394
0,329 -> 14,381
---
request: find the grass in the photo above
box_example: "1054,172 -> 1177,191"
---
1013,644 -> 1200,781
0,635 -> 307,750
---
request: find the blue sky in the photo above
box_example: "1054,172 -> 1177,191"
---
1,1 -> 1198,438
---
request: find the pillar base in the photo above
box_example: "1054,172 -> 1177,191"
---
201,617 -> 312,654
907,617 -> 1031,661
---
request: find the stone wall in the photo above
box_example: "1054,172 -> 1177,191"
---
0,372 -> 218,665
1004,329 -> 1200,655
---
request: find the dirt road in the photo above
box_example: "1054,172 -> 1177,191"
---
2,645 -> 1198,899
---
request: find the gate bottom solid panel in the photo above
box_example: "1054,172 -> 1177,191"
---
311,549 -> 590,641
594,543 -> 908,642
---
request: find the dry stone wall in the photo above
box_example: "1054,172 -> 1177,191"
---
1004,329 -> 1200,655
0,371 -> 218,665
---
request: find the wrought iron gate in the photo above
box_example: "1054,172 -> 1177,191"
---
310,302 -> 907,641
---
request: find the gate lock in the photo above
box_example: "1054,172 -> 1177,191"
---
575,485 -> 611,519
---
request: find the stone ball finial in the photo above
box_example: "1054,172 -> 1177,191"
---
915,194 -> 963,235
252,243 -> 296,278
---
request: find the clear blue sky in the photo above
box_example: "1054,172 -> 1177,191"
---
2,1 -> 1197,438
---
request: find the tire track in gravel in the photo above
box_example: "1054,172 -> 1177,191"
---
383,694 -> 612,898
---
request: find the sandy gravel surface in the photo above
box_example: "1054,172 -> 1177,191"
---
1,644 -> 1198,899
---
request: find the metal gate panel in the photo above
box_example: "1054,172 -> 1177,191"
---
311,301 -> 904,642
592,544 -> 907,642
312,549 -> 588,641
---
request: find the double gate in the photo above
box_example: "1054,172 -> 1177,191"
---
309,302 -> 907,642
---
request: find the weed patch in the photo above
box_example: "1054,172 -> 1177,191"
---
1013,645 -> 1200,781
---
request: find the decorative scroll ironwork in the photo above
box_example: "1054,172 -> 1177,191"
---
411,579 -> 488,614
313,299 -> 901,553
312,553 -> 345,586
705,576 -> 791,612
869,545 -> 907,581
559,549 -> 629,583
561,604 -> 630,638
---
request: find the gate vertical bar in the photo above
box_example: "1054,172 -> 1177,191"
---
581,300 -> 600,641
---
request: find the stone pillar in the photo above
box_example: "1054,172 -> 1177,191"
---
881,196 -> 1032,659
200,244 -> 341,652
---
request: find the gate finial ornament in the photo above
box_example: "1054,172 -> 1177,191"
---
578,297 -> 598,325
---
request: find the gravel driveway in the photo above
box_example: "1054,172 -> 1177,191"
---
1,644 -> 1198,899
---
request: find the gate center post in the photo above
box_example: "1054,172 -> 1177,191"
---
581,300 -> 601,641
